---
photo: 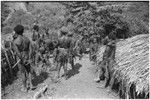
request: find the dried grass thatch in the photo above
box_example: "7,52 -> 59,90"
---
96,45 -> 106,63
114,34 -> 149,97
96,34 -> 149,98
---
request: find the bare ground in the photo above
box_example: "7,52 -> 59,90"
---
2,54 -> 119,99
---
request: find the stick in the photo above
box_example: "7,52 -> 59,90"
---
4,51 -> 13,77
2,59 -> 20,72
2,58 -> 6,61
12,59 -> 21,69
33,84 -> 48,99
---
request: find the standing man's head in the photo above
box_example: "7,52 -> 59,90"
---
67,32 -> 73,37
93,37 -> 97,43
108,30 -> 117,41
60,26 -> 68,36
14,24 -> 24,35
33,24 -> 39,32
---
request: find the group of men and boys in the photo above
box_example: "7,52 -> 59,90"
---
8,24 -> 84,92
3,23 -> 117,93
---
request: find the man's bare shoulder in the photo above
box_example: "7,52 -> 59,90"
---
13,36 -> 22,45
107,40 -> 116,46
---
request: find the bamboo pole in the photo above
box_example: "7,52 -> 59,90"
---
2,59 -> 20,72
12,59 -> 21,69
4,50 -> 13,78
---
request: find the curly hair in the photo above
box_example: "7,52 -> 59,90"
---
14,25 -> 24,35
33,25 -> 39,32
108,30 -> 116,40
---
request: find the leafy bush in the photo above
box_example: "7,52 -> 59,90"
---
2,2 -> 148,39
2,26 -> 13,35
1,2 -> 11,28
62,2 -> 149,41
28,2 -> 66,32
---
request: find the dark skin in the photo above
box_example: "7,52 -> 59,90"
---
67,36 -> 76,68
96,33 -> 116,87
53,47 -> 68,80
12,33 -> 35,92
74,37 -> 84,60
55,33 -> 76,71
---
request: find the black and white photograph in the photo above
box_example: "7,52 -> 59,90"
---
1,1 -> 149,99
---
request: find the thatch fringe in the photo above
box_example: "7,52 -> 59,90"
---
96,34 -> 149,99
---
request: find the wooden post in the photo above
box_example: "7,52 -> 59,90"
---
4,50 -> 13,78
33,85 -> 48,99
133,84 -> 136,99
12,59 -> 20,69
126,86 -> 130,99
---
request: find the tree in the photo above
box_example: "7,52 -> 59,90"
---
28,2 -> 66,35
1,2 -> 11,28
3,9 -> 34,29
62,1 -> 149,40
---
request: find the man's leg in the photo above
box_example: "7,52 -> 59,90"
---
104,60 -> 110,87
70,55 -> 74,70
105,59 -> 113,88
94,61 -> 106,82
17,61 -> 27,92
79,49 -> 83,60
45,54 -> 51,68
57,63 -> 61,79
21,69 -> 28,92
28,71 -> 35,91
35,53 -> 39,68
63,62 -> 68,79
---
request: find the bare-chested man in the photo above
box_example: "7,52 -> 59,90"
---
12,25 -> 35,92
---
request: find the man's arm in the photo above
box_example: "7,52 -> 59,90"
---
11,41 -> 21,59
29,42 -> 33,61
107,40 -> 116,47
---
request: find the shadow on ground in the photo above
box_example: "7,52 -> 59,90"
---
32,72 -> 49,87
1,66 -> 19,90
66,63 -> 82,79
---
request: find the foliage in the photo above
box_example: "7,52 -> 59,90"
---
2,2 -> 149,39
3,9 -> 34,31
62,2 -> 149,41
2,26 -> 13,35
2,2 -> 66,35
1,2 -> 11,27
96,2 -> 149,35
28,2 -> 66,32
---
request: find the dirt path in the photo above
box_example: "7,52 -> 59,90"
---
49,55 -> 119,99
2,55 -> 119,99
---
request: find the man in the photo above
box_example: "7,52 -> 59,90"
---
30,24 -> 43,71
67,33 -> 76,69
89,36 -> 94,61
32,24 -> 40,41
41,38 -> 55,70
12,25 -> 35,92
53,47 -> 68,80
74,36 -> 85,60
44,39 -> 56,54
94,30 -> 116,88
53,27 -> 71,79
92,38 -> 99,64
89,35 -> 99,62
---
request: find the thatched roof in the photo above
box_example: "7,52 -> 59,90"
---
96,34 -> 149,96
115,34 -> 149,95
96,45 -> 106,63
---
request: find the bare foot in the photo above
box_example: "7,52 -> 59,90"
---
94,78 -> 100,83
21,87 -> 27,92
106,87 -> 111,93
